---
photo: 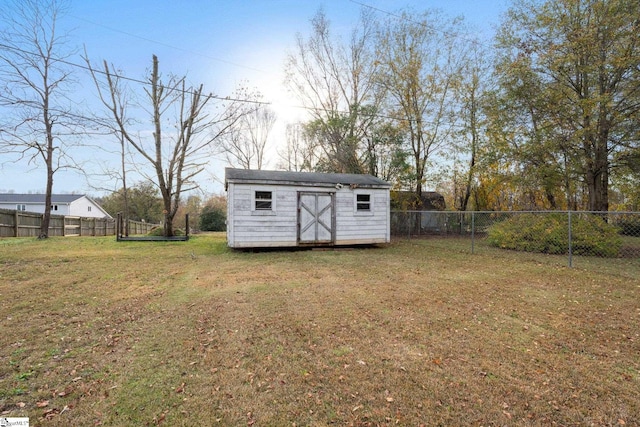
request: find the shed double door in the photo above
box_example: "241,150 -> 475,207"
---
297,192 -> 335,245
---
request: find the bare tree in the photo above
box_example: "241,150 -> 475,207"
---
87,55 -> 244,236
85,56 -> 133,234
376,9 -> 466,196
276,123 -> 319,172
0,0 -> 82,238
219,123 -> 255,170
219,101 -> 276,170
245,105 -> 276,170
285,8 -> 382,173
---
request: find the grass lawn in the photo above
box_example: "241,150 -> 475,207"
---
1,234 -> 638,426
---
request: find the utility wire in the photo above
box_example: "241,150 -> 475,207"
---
2,1 -> 489,127
0,42 -> 271,105
0,41 -> 464,128
69,14 -> 268,74
348,0 -> 493,49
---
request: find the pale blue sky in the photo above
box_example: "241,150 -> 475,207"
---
0,0 -> 508,195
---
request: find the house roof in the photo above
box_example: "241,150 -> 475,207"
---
391,190 -> 446,211
0,193 -> 112,218
225,168 -> 391,189
0,193 -> 85,204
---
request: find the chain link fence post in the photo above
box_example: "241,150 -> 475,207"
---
568,211 -> 573,268
471,211 -> 476,254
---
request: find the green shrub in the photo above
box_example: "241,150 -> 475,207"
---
199,205 -> 226,231
613,215 -> 640,236
487,213 -> 622,257
147,226 -> 185,237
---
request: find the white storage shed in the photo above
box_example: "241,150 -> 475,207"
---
225,168 -> 391,248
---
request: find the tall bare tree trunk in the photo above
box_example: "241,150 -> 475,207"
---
120,133 -> 129,236
0,0 -> 79,239
39,104 -> 56,239
40,165 -> 53,239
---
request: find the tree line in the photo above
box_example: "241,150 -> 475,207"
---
282,1 -> 640,213
1,0 -> 639,237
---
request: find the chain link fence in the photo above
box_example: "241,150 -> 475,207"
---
390,211 -> 640,267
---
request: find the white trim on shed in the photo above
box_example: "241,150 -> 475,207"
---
224,168 -> 391,248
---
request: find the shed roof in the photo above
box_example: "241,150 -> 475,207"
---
225,168 -> 391,189
0,193 -> 85,204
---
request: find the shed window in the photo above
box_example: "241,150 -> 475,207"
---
51,205 -> 58,211
356,194 -> 371,211
17,204 -> 26,211
88,206 -> 92,212
255,191 -> 273,210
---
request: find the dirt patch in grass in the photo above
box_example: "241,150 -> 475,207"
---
1,234 -> 639,425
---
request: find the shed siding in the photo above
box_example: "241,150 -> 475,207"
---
227,182 -> 389,248
228,184 -> 298,247
334,191 -> 389,243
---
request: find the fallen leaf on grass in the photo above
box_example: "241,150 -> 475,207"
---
247,411 -> 256,426
154,412 -> 166,425
36,400 -> 49,407
43,408 -> 59,420
384,390 -> 394,402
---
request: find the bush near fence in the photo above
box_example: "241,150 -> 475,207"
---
390,210 -> 640,262
486,212 -> 622,257
0,208 -> 156,238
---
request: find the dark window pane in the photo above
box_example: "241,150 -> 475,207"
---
255,200 -> 272,210
255,191 -> 272,200
255,191 -> 272,210
356,194 -> 371,211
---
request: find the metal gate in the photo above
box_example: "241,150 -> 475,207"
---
298,192 -> 335,245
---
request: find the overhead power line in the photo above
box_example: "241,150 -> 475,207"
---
0,41 -> 464,128
0,42 -> 271,105
69,14 -> 268,74
348,0 -> 493,49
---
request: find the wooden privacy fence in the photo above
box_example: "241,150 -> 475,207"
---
0,208 -> 156,238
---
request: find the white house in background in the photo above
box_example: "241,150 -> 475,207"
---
225,168 -> 391,248
0,194 -> 112,219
